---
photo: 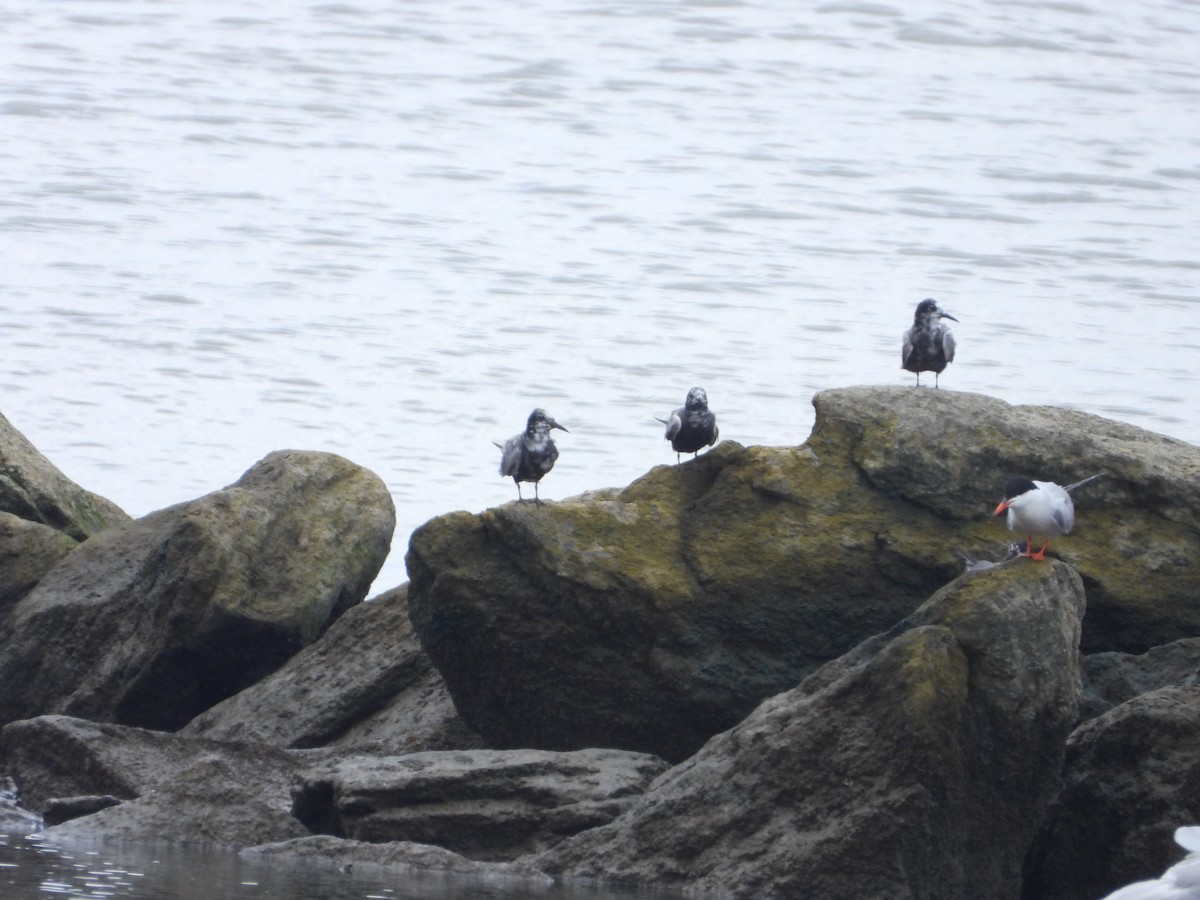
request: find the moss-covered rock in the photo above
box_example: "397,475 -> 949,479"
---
0,410 -> 129,539
0,450 -> 395,730
813,386 -> 1200,653
407,386 -> 1199,762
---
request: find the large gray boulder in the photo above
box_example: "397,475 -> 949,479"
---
407,387 -> 1196,761
0,715 -> 309,847
0,409 -> 129,539
0,450 -> 395,730
536,560 -> 1085,900
183,585 -> 482,751
291,748 -> 669,861
1023,685 -> 1200,900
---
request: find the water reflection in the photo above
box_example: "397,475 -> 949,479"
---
0,834 -> 657,900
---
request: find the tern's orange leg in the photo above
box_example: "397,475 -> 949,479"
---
1021,536 -> 1035,558
1030,540 -> 1050,561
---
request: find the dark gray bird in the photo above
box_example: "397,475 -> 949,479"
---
656,387 -> 719,463
901,298 -> 958,387
494,408 -> 568,505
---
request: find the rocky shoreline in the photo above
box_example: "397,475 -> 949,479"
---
2,386 -> 1198,899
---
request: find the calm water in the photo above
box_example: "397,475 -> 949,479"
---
0,834 -> 655,900
1,1 -> 1198,890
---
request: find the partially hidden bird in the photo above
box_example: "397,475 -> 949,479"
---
902,298 -> 958,387
992,473 -> 1104,560
656,387 -> 719,464
1100,825 -> 1200,900
494,408 -> 568,505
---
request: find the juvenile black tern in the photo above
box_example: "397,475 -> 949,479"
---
901,298 -> 958,388
958,541 -> 1028,573
656,387 -> 719,464
993,473 -> 1104,560
494,408 -> 568,506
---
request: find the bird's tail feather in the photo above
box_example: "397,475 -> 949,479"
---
1064,473 -> 1105,493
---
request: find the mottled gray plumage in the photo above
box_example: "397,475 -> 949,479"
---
901,298 -> 958,387
958,541 -> 1028,573
494,408 -> 568,505
655,387 -> 718,464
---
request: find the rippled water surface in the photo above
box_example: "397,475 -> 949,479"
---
4,0 -> 1199,594
0,834 -> 652,900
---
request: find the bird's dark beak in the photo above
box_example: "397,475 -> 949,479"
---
940,312 -> 959,322
992,500 -> 1008,517
551,420 -> 569,433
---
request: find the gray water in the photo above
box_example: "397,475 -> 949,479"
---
0,834 -> 654,900
2,0 -> 1199,895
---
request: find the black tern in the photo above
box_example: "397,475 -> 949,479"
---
655,387 -> 718,464
494,408 -> 568,505
901,298 -> 958,387
993,473 -> 1103,560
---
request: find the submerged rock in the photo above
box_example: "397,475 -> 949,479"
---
182,585 -> 482,751
408,387 -> 1196,761
243,835 -> 553,885
0,450 -> 395,730
292,748 -> 670,862
0,409 -> 130,540
536,560 -> 1085,900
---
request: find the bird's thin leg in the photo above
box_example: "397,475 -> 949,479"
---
534,482 -> 543,507
934,372 -> 940,389
1031,540 -> 1049,561
1022,536 -> 1034,558
516,480 -> 525,503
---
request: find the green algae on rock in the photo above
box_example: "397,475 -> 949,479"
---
408,386 -> 1200,762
